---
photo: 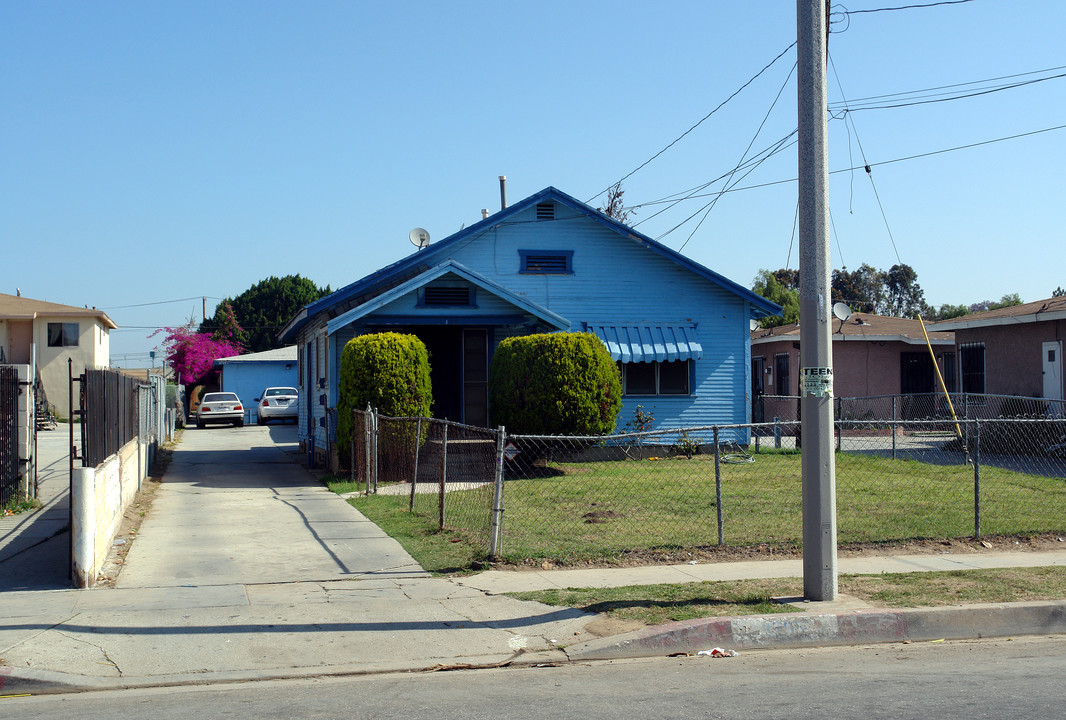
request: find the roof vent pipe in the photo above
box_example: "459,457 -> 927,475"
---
481,208 -> 489,219
499,175 -> 507,210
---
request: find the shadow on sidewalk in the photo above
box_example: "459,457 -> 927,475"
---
0,503 -> 73,592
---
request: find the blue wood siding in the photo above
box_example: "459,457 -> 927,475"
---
435,205 -> 751,431
297,196 -> 757,439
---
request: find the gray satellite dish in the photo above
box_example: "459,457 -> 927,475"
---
832,302 -> 852,322
749,318 -> 760,331
409,227 -> 431,249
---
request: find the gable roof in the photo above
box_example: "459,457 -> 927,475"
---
931,296 -> 1066,331
0,292 -> 117,329
215,346 -> 298,364
280,187 -> 780,342
751,312 -> 953,346
324,260 -> 569,335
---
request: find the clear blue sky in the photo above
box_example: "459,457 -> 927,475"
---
4,1 -> 1063,367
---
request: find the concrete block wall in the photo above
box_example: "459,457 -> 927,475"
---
72,436 -> 147,588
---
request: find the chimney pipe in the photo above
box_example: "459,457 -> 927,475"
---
481,209 -> 489,219
499,175 -> 507,210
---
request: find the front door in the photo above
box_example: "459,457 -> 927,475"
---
1043,341 -> 1063,401
463,329 -> 488,427
413,326 -> 489,425
751,356 -> 765,423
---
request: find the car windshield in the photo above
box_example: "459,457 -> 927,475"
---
265,388 -> 297,397
203,393 -> 239,403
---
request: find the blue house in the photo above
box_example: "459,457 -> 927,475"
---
215,346 -> 299,424
279,187 -> 779,466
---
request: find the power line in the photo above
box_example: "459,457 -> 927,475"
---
677,62 -> 799,251
102,296 -> 223,310
585,41 -> 797,205
839,0 -> 976,15
627,123 -> 1066,207
834,72 -> 1066,113
828,64 -> 1066,109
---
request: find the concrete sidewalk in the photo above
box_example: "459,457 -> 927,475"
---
2,424 -> 1064,696
0,422 -> 79,591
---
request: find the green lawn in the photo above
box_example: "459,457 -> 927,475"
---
347,450 -> 1066,566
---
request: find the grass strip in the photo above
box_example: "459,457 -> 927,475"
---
507,566 -> 1066,626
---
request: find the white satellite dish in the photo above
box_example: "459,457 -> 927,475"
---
749,318 -> 760,331
832,302 -> 852,322
409,227 -> 431,249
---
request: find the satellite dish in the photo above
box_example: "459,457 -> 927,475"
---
409,227 -> 431,249
749,318 -> 760,331
832,302 -> 852,322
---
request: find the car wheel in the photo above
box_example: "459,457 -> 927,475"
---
257,415 -> 265,426
197,419 -> 204,429
235,420 -> 244,428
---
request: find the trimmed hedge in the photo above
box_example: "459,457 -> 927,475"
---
337,333 -> 432,455
489,332 -> 622,435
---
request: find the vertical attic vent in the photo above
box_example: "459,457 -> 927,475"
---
535,202 -> 555,221
424,286 -> 473,306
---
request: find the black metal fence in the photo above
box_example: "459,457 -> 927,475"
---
0,366 -> 19,506
80,369 -> 140,467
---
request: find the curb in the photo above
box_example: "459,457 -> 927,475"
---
564,600 -> 1066,660
0,651 -> 570,697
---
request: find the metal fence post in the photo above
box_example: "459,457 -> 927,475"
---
349,407 -> 356,487
372,407 -> 380,494
891,395 -> 897,461
409,417 -> 422,511
489,426 -> 506,558
714,426 -> 723,546
773,417 -> 781,449
835,397 -> 841,452
439,423 -> 448,530
973,420 -> 981,539
363,407 -> 372,492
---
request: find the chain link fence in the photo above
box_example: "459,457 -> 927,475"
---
350,398 -> 1066,564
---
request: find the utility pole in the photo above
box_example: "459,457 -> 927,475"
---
797,0 -> 837,601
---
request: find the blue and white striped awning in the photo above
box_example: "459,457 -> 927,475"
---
585,324 -> 703,363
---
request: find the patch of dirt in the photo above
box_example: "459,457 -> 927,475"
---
582,510 -> 624,524
583,616 -> 645,637
94,444 -> 176,588
490,533 -> 1066,573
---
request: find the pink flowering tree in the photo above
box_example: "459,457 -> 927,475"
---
152,308 -> 244,387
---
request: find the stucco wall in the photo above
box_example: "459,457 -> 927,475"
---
34,316 -> 109,417
752,338 -> 953,398
954,319 -> 1066,397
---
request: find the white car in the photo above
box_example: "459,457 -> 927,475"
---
196,392 -> 244,428
256,387 -> 299,425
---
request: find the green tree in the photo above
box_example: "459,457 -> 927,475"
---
752,270 -> 799,327
930,303 -> 969,320
970,293 -> 1023,314
884,263 -> 926,318
1053,286 -> 1065,298
200,275 -> 330,353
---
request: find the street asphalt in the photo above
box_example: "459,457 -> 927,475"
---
1,424 -> 1064,696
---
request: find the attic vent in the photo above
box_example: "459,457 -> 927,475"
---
535,202 -> 555,221
520,249 -> 573,274
423,286 -> 473,306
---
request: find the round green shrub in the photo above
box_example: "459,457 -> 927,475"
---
337,332 -> 432,454
489,332 -> 621,435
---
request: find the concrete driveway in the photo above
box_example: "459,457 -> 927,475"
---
117,423 -> 427,588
